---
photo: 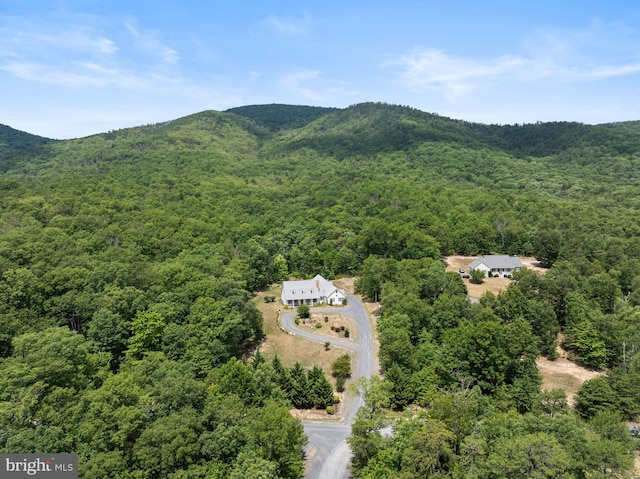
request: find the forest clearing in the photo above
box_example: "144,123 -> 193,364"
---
444,255 -> 549,298
255,285 -> 345,374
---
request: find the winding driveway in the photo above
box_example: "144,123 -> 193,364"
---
280,295 -> 375,479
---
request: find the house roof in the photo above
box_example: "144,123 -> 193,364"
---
281,274 -> 345,302
469,255 -> 523,270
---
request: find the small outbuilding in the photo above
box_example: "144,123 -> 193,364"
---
469,255 -> 522,278
281,275 -> 346,307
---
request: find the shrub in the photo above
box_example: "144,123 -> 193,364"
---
324,341 -> 331,351
326,406 -> 335,415
315,323 -> 322,329
344,328 -> 350,338
324,316 -> 329,322
297,304 -> 310,318
470,269 -> 486,284
342,298 -> 348,305
336,376 -> 346,392
331,354 -> 352,378
333,395 -> 340,404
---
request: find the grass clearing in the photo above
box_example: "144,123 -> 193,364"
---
536,340 -> 604,406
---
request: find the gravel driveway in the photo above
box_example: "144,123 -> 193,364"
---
280,295 -> 375,479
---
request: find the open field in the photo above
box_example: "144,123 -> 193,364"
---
536,356 -> 603,406
536,337 -> 605,406
333,277 -> 357,294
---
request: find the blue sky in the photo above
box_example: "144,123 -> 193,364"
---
2,1 -> 640,138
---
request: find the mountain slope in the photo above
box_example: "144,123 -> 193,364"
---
1,103 -> 639,246
1,110 -> 270,176
599,119 -> 640,133
226,104 -> 338,132
245,103 -> 640,167
0,124 -> 56,157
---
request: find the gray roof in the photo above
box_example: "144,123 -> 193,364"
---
281,274 -> 344,302
469,255 -> 522,270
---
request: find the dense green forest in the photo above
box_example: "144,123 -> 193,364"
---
351,257 -> 640,477
1,103 -> 640,477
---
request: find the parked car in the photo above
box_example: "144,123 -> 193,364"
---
459,268 -> 470,278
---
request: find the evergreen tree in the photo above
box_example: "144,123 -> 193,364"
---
289,362 -> 311,409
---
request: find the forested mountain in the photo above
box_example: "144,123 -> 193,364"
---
0,124 -> 55,152
226,104 -> 338,132
1,103 -> 640,477
600,119 -> 640,133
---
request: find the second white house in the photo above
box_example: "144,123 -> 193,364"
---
469,255 -> 523,278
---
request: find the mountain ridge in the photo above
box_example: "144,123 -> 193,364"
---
3,102 -> 640,148
1,103 -> 639,190
0,123 -> 57,155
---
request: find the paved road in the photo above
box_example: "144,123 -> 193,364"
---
280,295 -> 375,479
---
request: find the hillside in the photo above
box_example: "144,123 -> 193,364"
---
600,119 -> 640,133
0,124 -> 57,172
0,124 -> 55,152
226,103 -> 338,132
1,103 -> 639,478
2,102 -> 640,276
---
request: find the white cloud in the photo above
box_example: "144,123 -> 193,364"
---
0,16 -> 187,92
282,69 -> 323,101
587,63 -> 640,79
280,68 -> 355,105
0,21 -> 125,89
386,43 -> 640,100
188,34 -> 218,62
94,37 -> 118,55
263,14 -> 308,36
123,19 -> 180,63
385,49 -> 529,99
1,61 -> 39,80
52,31 -> 118,55
0,55 -> 217,96
0,60 -> 145,88
0,26 -> 117,57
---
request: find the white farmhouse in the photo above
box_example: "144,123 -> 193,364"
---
469,255 -> 522,278
281,275 -> 346,307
